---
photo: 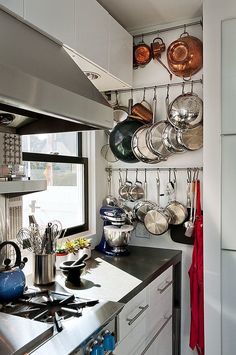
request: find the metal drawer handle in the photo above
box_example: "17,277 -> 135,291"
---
126,304 -> 149,326
141,314 -> 173,355
157,280 -> 173,294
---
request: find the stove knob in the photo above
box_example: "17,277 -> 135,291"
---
103,331 -> 115,351
89,341 -> 104,355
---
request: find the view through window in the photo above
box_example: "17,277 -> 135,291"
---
22,133 -> 88,235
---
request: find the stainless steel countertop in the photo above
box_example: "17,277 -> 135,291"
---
31,300 -> 123,355
0,312 -> 53,355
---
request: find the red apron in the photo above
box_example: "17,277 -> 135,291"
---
188,180 -> 204,354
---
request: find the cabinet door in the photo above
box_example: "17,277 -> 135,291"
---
108,16 -> 132,87
222,250 -> 236,355
222,19 -> 236,134
75,0 -> 109,70
221,135 -> 236,249
0,0 -> 23,16
24,0 -> 75,47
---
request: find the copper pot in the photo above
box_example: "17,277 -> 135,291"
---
167,32 -> 203,79
131,103 -> 153,123
151,37 -> 166,60
133,40 -> 151,67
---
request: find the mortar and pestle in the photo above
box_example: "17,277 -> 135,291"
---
59,254 -> 87,286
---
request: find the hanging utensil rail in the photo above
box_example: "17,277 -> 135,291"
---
106,167 -> 203,173
133,20 -> 202,39
106,79 -> 202,95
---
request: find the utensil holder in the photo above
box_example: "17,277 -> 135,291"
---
33,254 -> 56,285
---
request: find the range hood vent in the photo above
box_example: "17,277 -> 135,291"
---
0,8 -> 113,135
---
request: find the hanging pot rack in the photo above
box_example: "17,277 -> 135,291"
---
133,19 -> 202,40
105,167 -> 203,173
105,78 -> 202,96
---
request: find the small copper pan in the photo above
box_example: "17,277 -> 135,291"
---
167,31 -> 203,79
133,36 -> 152,67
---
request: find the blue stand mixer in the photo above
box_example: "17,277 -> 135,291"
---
96,206 -> 133,256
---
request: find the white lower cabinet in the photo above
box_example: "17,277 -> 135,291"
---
144,317 -> 172,355
115,267 -> 173,355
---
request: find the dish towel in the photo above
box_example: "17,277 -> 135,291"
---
188,179 -> 204,355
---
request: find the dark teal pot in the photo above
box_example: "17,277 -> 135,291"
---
109,117 -> 144,163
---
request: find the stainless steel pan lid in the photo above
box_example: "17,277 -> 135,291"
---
146,121 -> 172,159
132,125 -> 162,163
162,123 -> 186,153
177,124 -> 203,151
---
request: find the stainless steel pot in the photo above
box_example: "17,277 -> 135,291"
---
165,169 -> 188,225
118,169 -> 133,201
129,169 -> 144,202
133,169 -> 157,223
167,84 -> 203,129
144,170 -> 171,235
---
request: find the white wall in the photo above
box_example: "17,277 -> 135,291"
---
95,21 -> 203,355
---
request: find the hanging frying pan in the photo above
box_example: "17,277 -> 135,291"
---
109,96 -> 144,163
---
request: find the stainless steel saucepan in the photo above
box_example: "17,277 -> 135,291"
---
129,169 -> 145,202
165,169 -> 188,225
133,169 -> 156,223
144,169 -> 171,235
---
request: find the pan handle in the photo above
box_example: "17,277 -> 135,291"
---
156,169 -> 160,208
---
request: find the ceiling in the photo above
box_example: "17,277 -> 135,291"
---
97,0 -> 202,32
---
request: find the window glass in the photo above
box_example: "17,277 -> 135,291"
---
22,132 -> 78,156
22,162 -> 84,230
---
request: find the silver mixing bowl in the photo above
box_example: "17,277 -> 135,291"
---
103,225 -> 134,251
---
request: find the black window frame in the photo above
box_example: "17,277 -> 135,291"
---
22,132 -> 88,237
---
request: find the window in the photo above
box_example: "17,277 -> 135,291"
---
22,132 -> 88,237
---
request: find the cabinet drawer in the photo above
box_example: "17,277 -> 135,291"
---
147,267 -> 173,337
117,287 -> 148,341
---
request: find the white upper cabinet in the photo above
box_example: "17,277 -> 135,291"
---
24,0 -> 75,48
75,0 -> 109,71
4,0 -> 132,90
0,0 -> 23,17
108,16 -> 133,87
222,19 -> 236,134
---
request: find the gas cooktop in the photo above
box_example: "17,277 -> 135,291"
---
0,284 -> 124,355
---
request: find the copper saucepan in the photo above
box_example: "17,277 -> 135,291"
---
133,36 -> 152,67
167,31 -> 203,79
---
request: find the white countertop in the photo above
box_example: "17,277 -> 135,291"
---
56,257 -> 141,302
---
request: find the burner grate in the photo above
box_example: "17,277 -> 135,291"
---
1,290 -> 99,332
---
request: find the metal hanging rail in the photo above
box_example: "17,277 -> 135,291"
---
106,167 -> 203,173
106,78 -> 203,95
133,20 -> 202,39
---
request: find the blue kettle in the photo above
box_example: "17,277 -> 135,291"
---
0,241 -> 27,302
